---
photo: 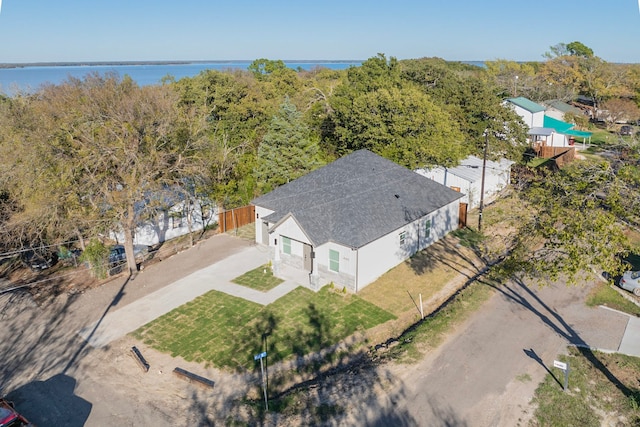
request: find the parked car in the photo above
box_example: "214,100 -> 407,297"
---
620,125 -> 633,136
21,248 -> 57,271
618,270 -> 640,296
0,398 -> 31,426
108,245 -> 150,265
108,245 -> 127,266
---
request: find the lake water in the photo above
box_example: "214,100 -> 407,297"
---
0,61 -> 362,96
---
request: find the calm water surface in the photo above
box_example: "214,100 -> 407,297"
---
0,61 -> 362,95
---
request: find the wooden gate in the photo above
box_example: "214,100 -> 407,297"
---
459,203 -> 468,229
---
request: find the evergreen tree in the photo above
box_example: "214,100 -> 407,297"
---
255,98 -> 324,193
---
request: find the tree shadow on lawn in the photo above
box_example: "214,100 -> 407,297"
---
217,302 -> 419,425
485,276 -> 635,398
407,233 -> 486,279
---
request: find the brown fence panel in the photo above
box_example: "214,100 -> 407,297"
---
537,146 -> 575,168
458,203 -> 468,229
218,205 -> 256,233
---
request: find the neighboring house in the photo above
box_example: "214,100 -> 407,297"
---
252,150 -> 464,293
505,97 -> 592,149
415,155 -> 514,209
543,100 -> 585,121
506,96 -> 545,128
111,192 -> 217,247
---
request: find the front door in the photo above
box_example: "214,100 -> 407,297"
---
262,221 -> 269,245
303,244 -> 313,273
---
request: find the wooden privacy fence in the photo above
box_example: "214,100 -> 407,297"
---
218,205 -> 255,233
537,146 -> 575,166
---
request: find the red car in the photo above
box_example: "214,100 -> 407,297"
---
0,399 -> 30,427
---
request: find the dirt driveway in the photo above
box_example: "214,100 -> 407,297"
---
1,234 -> 257,426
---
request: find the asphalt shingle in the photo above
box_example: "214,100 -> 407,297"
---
252,150 -> 463,248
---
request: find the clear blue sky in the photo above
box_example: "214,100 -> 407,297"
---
0,0 -> 638,63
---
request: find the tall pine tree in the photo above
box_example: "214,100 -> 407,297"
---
255,97 -> 324,193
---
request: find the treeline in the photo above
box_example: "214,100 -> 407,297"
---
0,46 -> 638,274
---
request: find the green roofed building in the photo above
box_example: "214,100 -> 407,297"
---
506,97 -> 592,149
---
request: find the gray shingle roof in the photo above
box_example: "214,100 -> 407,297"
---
252,150 -> 463,249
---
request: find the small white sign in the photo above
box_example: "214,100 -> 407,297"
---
553,360 -> 567,370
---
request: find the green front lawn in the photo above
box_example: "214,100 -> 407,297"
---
132,286 -> 395,371
232,264 -> 283,291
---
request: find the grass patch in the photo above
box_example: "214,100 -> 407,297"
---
586,283 -> 640,316
527,157 -> 552,168
132,287 -> 395,371
232,264 -> 283,291
531,347 -> 640,426
358,236 -> 485,316
450,227 -> 484,249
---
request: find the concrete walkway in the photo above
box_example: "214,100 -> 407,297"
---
617,314 -> 640,356
79,245 -> 300,348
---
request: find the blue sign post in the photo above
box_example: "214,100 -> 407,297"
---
254,351 -> 268,411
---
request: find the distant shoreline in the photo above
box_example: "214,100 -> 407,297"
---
0,60 -> 365,69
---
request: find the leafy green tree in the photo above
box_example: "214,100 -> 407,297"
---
332,85 -> 467,168
255,98 -> 324,192
502,160 -> 632,284
327,55 -> 468,168
401,58 -> 529,161
11,73 -> 187,276
248,58 -> 288,79
566,41 -> 594,58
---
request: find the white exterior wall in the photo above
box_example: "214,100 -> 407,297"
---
313,242 -> 357,289
273,216 -> 311,244
111,201 -> 216,246
416,167 -> 476,207
354,199 -> 460,292
511,105 -> 544,128
254,206 -> 274,244
547,132 -> 570,147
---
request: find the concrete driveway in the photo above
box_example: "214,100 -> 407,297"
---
367,278 -> 634,427
79,244 -> 302,347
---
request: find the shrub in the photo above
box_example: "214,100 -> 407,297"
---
80,239 -> 109,279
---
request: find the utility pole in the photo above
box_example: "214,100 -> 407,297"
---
478,131 -> 488,232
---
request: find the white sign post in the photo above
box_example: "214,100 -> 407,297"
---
553,360 -> 569,391
254,351 -> 268,410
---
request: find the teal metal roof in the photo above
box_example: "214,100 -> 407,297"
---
543,115 -> 573,132
542,115 -> 592,138
565,129 -> 592,138
506,97 -> 545,113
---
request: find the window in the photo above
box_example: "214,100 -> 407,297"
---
399,231 -> 407,245
283,236 -> 291,255
170,211 -> 183,229
201,204 -> 211,220
425,219 -> 432,239
329,249 -> 339,272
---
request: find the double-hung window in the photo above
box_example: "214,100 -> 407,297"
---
329,249 -> 339,272
283,236 -> 292,255
425,219 -> 432,239
399,231 -> 407,246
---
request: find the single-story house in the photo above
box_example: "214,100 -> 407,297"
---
543,100 -> 585,121
111,191 -> 217,247
505,97 -> 592,149
252,150 -> 464,293
415,155 -> 515,209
